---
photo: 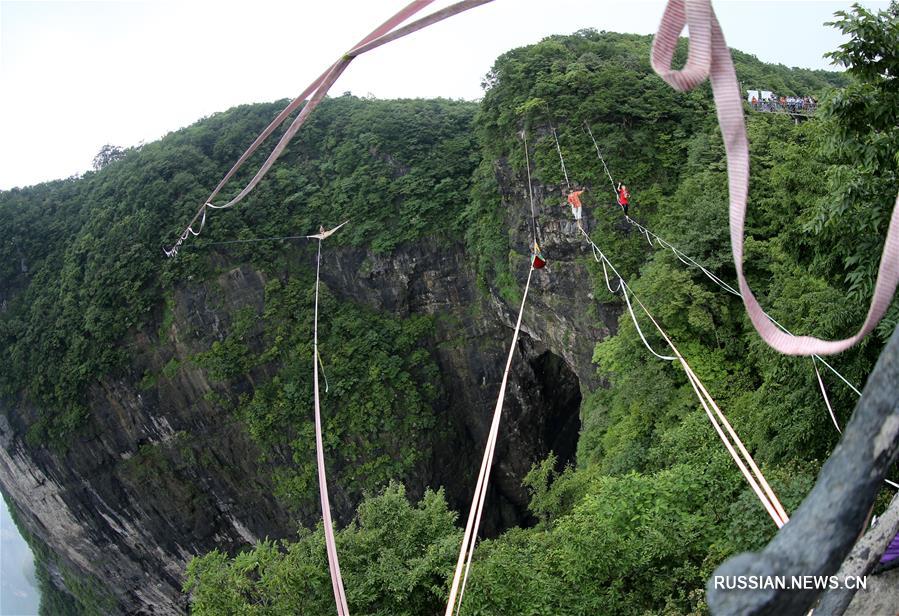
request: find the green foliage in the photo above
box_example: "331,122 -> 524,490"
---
0,95 -> 477,445
454,19 -> 888,616
464,29 -> 844,303
184,483 -> 460,616
203,96 -> 479,257
810,1 -> 899,334
522,454 -> 591,529
192,306 -> 260,381
161,358 -> 181,379
3,16 -> 896,614
233,277 -> 441,514
478,32 -> 712,199
158,291 -> 176,341
463,464 -> 726,616
462,159 -> 518,302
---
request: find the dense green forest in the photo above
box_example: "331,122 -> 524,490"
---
182,11 -> 899,616
0,96 -> 480,612
2,2 -> 898,614
0,96 -> 478,448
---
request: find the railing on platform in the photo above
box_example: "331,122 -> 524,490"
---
748,99 -> 817,116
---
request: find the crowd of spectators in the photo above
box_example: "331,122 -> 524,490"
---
748,93 -> 817,114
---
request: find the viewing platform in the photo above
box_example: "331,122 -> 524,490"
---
747,90 -> 817,123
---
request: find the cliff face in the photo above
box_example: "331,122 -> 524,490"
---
0,156 -> 618,613
0,266 -> 290,613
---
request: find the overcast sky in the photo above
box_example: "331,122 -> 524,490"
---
0,0 -> 889,190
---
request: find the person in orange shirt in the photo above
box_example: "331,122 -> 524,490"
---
566,187 -> 586,229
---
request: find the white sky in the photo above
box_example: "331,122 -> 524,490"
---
0,0 -> 889,190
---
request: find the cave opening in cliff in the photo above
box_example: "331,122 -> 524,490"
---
475,347 -> 583,537
434,341 -> 584,539
530,350 -> 582,475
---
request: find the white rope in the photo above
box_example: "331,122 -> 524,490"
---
762,312 -> 865,396
578,226 -> 788,527
447,141 -> 543,614
601,259 -> 622,294
632,279 -> 790,528
590,239 -> 603,264
186,207 -> 207,236
815,355 -> 863,398
681,359 -> 788,527
621,283 -> 677,361
164,208 -> 208,257
571,119 -> 888,496
584,121 -> 618,196
522,132 -> 540,245
668,326 -> 789,525
624,217 -> 863,397
584,227 -> 672,359
622,211 -> 899,493
814,360 -> 899,490
446,266 -> 535,616
627,263 -> 788,525
318,350 -> 330,394
625,218 -> 899,492
549,124 -> 571,191
813,357 -> 841,434
586,237 -> 623,294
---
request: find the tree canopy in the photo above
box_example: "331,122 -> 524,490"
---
184,13 -> 895,615
2,5 -> 898,614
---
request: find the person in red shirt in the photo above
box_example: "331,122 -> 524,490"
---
616,182 -> 630,216
566,187 -> 586,229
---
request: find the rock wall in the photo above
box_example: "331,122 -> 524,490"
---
845,568 -> 899,615
0,164 -> 619,614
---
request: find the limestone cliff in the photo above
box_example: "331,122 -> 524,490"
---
0,158 -> 618,614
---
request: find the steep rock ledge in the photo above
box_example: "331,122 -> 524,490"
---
0,165 -> 619,613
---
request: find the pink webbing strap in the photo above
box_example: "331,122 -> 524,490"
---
165,1 -> 433,251
209,0 -> 487,217
243,1 -> 496,213
203,0 -> 430,206
313,229 -> 350,615
651,0 -> 899,357
348,0 -> 494,57
166,0 -> 498,256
